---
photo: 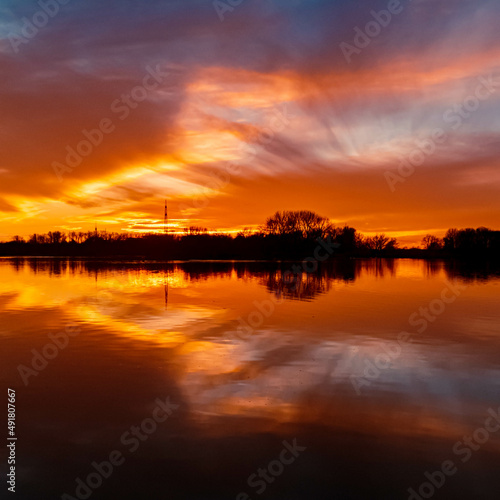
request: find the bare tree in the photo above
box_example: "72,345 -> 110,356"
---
48,231 -> 65,244
264,210 -> 332,238
443,228 -> 458,250
422,234 -> 442,250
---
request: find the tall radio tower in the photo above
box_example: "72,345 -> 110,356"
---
164,199 -> 168,234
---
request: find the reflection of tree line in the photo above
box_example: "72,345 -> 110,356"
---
8,257 -> 84,276
263,271 -> 331,301
7,258 -> 500,301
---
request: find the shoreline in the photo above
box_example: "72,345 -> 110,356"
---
1,254 -> 498,262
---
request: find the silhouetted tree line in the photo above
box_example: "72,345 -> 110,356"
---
1,212 -> 498,260
421,227 -> 500,257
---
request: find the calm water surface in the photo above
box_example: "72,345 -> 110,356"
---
1,258 -> 500,499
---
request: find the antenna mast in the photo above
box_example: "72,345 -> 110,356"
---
164,199 -> 168,234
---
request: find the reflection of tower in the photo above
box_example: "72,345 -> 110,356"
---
164,199 -> 168,234
164,269 -> 169,310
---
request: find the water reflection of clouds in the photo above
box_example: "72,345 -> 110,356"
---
2,258 -> 500,435
2,258 -> 500,499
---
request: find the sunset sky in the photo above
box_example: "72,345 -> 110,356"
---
0,0 -> 499,246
